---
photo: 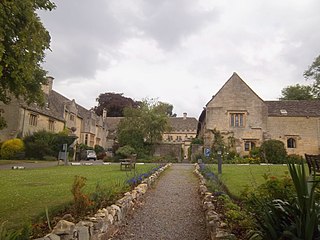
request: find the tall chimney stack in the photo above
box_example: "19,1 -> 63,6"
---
42,76 -> 54,95
183,112 -> 187,120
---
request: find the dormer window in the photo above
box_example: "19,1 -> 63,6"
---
280,109 -> 287,115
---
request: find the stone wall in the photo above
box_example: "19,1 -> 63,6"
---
153,143 -> 182,162
194,164 -> 235,240
35,164 -> 171,240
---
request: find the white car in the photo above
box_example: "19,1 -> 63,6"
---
86,150 -> 97,161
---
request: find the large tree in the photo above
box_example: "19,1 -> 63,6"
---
304,54 -> 320,98
280,84 -> 314,100
94,92 -> 140,117
117,99 -> 171,152
0,0 -> 56,104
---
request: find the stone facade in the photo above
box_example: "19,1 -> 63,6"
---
199,72 -> 320,156
0,77 -> 108,149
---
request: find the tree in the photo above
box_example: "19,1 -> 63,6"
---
304,54 -> 320,98
117,99 -> 171,153
94,92 -> 140,117
0,0 -> 56,104
280,84 -> 314,100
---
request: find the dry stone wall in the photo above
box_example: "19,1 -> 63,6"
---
35,164 -> 171,240
194,164 -> 236,240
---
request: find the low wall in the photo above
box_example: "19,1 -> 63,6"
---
194,164 -> 235,240
153,143 -> 182,162
36,164 -> 171,240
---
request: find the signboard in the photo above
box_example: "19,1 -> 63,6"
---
204,148 -> 211,157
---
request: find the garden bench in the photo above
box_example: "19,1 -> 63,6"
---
120,154 -> 137,171
304,154 -> 320,175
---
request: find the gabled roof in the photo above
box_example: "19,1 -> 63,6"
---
266,100 -> 320,117
169,117 -> 198,132
206,72 -> 263,106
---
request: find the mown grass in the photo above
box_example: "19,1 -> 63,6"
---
207,164 -> 289,196
0,164 -> 157,230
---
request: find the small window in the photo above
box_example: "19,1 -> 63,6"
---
287,138 -> 296,148
85,134 -> 88,145
69,114 -> 75,121
230,113 -> 245,127
48,119 -> 54,131
29,114 -> 37,126
244,141 -> 256,152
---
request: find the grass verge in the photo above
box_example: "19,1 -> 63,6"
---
0,164 -> 157,230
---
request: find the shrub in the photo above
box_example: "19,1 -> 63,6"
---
71,176 -> 92,216
259,139 -> 287,163
1,138 -> 25,159
116,145 -> 136,158
287,154 -> 304,163
24,131 -> 76,159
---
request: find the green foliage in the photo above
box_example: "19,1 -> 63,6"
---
280,84 -> 314,100
191,138 -> 203,144
1,138 -> 25,159
24,131 -> 76,159
287,154 -> 304,163
247,163 -> 320,239
0,222 -> 31,240
71,176 -> 92,216
304,54 -> 320,98
0,0 -> 56,105
117,99 -> 171,154
94,145 -> 104,154
259,139 -> 287,163
116,145 -> 136,158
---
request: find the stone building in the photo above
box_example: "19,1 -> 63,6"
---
0,77 -> 108,148
198,72 -> 320,156
162,113 -> 198,158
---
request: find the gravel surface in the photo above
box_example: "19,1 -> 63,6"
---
113,164 -> 209,240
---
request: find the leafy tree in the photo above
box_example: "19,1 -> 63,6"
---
94,92 -> 140,117
304,54 -> 320,98
117,99 -> 170,153
280,84 -> 314,100
0,0 -> 56,104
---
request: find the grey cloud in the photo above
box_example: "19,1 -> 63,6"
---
40,0 -> 219,79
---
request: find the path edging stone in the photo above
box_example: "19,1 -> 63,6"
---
194,164 -> 236,240
35,163 -> 172,240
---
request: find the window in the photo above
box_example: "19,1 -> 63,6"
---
244,141 -> 255,151
230,113 -> 245,127
48,119 -> 54,131
85,134 -> 88,145
69,114 -> 75,121
29,114 -> 37,126
287,138 -> 296,148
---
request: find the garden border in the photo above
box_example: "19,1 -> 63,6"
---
194,163 -> 235,240
35,163 -> 172,240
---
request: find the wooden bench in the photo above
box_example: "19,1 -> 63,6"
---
120,154 -> 137,171
304,154 -> 320,175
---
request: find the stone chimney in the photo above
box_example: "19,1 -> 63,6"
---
42,76 -> 54,95
183,112 -> 187,120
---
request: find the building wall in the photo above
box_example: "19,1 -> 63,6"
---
0,100 -> 22,141
267,116 -> 320,155
205,75 -> 268,155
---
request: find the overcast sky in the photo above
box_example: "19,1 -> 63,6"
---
39,0 -> 320,118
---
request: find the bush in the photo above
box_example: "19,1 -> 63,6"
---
24,131 -> 76,160
259,139 -> 287,163
1,138 -> 25,159
287,154 -> 304,163
116,145 -> 136,158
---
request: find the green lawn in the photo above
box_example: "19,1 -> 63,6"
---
0,164 -> 157,229
207,164 -> 290,196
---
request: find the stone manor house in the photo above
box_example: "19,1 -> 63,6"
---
198,72 -> 320,156
0,77 -> 109,148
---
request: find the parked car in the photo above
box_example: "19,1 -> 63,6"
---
86,150 -> 97,161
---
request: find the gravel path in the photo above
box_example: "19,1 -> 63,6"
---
113,164 -> 208,240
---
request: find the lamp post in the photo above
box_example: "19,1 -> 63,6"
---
217,150 -> 222,174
